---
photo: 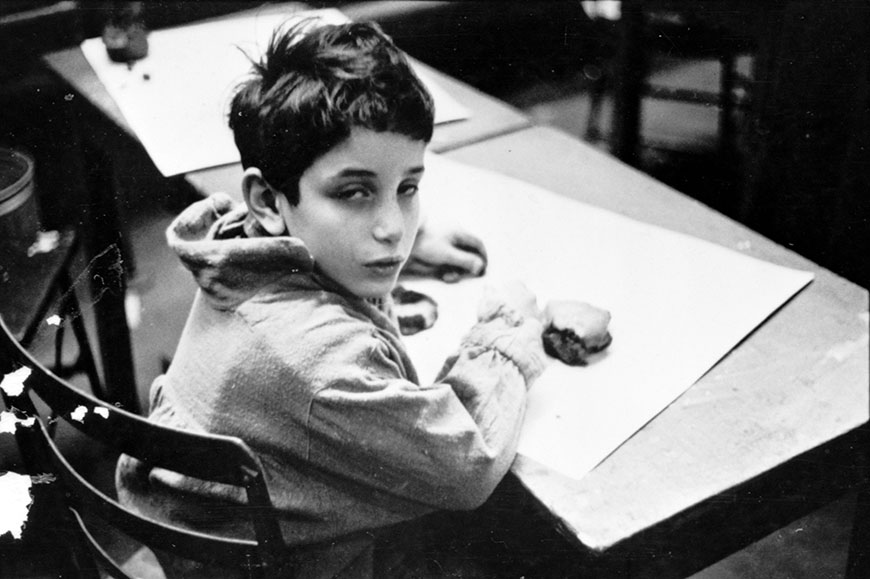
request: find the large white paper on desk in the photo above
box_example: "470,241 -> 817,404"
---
402,155 -> 814,480
80,8 -> 470,177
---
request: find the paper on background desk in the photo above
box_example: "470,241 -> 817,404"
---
80,8 -> 469,177
402,154 -> 814,481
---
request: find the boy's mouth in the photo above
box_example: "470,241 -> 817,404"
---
364,256 -> 404,277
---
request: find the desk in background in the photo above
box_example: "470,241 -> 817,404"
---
41,44 -> 530,160
40,14 -> 532,236
44,41 -> 531,201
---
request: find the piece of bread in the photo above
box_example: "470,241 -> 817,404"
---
542,300 -> 612,366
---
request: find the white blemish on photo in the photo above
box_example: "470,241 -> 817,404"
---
0,471 -> 34,540
26,230 -> 61,257
70,405 -> 88,422
0,367 -> 31,397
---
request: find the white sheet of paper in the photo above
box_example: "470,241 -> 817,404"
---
402,154 -> 814,481
80,8 -> 470,177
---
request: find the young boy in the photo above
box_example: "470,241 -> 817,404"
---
116,18 -> 547,578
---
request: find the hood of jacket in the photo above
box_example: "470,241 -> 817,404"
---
167,193 -> 316,306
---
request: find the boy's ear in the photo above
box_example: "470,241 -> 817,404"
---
242,167 -> 287,236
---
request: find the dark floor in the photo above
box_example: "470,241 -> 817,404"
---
3,45 -> 860,579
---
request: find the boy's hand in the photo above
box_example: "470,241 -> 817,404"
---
477,280 -> 543,324
475,281 -> 549,385
405,222 -> 488,283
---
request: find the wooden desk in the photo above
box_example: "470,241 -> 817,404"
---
444,126 -> 869,577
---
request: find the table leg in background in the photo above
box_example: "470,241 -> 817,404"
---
846,424 -> 869,579
82,143 -> 139,414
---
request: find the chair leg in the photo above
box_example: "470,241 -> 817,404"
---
584,71 -> 607,143
845,425 -> 870,579
56,268 -> 105,400
719,51 -> 737,163
82,143 -> 139,414
610,0 -> 646,166
846,485 -> 870,578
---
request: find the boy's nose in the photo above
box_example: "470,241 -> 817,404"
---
372,199 -> 404,244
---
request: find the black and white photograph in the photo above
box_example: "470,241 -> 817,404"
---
1,1 -> 868,577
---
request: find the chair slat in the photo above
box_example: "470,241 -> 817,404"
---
31,420 -> 263,567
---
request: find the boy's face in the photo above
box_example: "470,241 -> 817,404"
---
278,128 -> 426,299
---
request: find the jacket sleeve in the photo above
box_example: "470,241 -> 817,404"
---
304,309 -> 546,512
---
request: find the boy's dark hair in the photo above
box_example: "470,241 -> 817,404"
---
229,19 -> 435,205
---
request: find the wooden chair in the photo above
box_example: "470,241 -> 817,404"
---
0,315 -> 291,579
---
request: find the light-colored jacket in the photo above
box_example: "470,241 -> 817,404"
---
116,193 -> 545,578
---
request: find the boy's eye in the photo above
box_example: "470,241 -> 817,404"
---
398,183 -> 419,197
335,187 -> 371,200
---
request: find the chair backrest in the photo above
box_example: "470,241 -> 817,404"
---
0,316 -> 290,578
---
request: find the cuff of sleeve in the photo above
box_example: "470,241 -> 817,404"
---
462,315 -> 546,386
